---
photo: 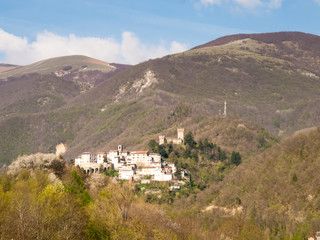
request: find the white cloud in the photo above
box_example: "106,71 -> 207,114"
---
267,0 -> 282,8
233,0 -> 262,8
0,29 -> 28,52
200,0 -> 282,10
314,0 -> 320,4
0,28 -> 188,65
200,0 -> 222,6
170,41 -> 189,53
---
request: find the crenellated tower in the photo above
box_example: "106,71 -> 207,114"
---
177,128 -> 184,140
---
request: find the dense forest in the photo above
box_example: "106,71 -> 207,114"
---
2,128 -> 320,239
0,164 -> 264,240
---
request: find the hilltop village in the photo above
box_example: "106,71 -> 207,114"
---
74,129 -> 187,183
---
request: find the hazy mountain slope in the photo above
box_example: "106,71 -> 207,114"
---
0,31 -> 320,166
0,105 -> 100,166
0,56 -> 131,115
0,56 -> 132,165
0,55 -> 115,79
192,31 -> 320,55
195,127 -> 320,237
84,32 -> 320,137
0,73 -> 81,114
0,64 -> 20,73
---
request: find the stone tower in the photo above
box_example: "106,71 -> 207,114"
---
223,100 -> 227,117
159,135 -> 166,145
177,128 -> 184,140
118,145 -> 123,152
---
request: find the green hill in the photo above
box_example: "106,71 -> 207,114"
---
0,55 -> 115,79
1,32 -> 320,166
186,127 -> 320,239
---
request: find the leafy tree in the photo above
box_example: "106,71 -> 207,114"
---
64,170 -> 91,205
49,158 -> 66,177
218,147 -> 227,161
168,152 -> 177,163
104,169 -> 118,177
158,146 -> 168,158
148,139 -> 158,152
174,168 -> 182,180
101,183 -> 135,222
231,151 -> 242,166
167,143 -> 173,155
39,183 -> 87,239
184,131 -> 196,148
292,173 -> 298,183
148,140 -> 168,158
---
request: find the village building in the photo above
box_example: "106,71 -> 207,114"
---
167,163 -> 176,173
74,144 -> 179,182
82,152 -> 96,163
154,171 -> 173,181
150,153 -> 161,162
75,152 -> 97,165
130,151 -> 152,166
96,152 -> 105,164
136,166 -> 161,176
119,166 -> 135,180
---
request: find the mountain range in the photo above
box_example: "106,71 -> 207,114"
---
0,31 -> 320,166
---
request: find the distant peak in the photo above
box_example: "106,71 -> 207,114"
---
192,31 -> 320,53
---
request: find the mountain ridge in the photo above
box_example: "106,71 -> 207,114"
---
192,31 -> 320,53
0,31 -> 320,166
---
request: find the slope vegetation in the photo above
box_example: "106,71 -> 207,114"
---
0,55 -> 115,79
0,32 -> 320,166
193,127 -> 320,239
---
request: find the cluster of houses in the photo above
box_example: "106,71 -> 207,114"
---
74,144 -> 177,182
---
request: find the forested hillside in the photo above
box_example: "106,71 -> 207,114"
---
2,127 -> 319,239
1,32 -> 320,167
172,127 -> 320,239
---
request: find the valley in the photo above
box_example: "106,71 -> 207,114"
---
1,31 -> 320,239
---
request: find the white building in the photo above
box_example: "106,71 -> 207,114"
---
119,166 -> 135,180
150,161 -> 161,168
74,156 -> 82,165
150,153 -> 161,163
75,152 -> 96,165
97,152 -> 105,164
81,152 -> 96,163
154,172 -> 173,181
167,163 -> 176,173
137,166 -> 161,176
107,150 -> 119,159
130,151 -> 153,166
74,145 -> 177,182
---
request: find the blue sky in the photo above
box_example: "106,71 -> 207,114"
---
0,0 -> 319,65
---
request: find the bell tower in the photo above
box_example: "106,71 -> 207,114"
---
118,145 -> 123,153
